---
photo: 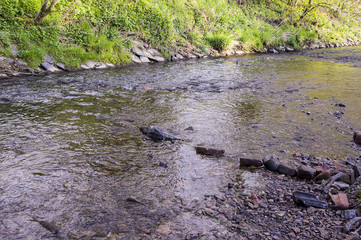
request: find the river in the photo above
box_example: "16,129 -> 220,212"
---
0,47 -> 361,239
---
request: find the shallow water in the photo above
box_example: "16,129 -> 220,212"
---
0,47 -> 361,239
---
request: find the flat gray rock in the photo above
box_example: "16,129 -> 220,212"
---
148,49 -> 162,56
95,63 -> 107,69
151,56 -> 165,62
41,62 -> 61,73
80,64 -> 91,70
85,61 -> 97,69
131,54 -> 142,63
132,47 -> 144,56
140,56 -> 150,63
56,62 -> 66,71
105,63 -> 115,67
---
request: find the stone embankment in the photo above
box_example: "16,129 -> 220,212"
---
1,38 -> 361,80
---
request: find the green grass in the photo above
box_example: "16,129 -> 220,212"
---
0,0 -> 360,68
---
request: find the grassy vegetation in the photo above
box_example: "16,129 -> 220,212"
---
0,0 -> 360,68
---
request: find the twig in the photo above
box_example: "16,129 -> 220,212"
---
345,217 -> 361,233
322,172 -> 345,193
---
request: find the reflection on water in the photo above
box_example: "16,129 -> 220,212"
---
1,47 -> 361,238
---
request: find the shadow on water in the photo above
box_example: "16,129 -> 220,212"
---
1,47 -> 361,238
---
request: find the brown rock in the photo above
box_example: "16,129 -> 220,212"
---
195,146 -> 225,157
353,131 -> 361,144
239,157 -> 263,167
315,170 -> 331,180
156,225 -> 171,235
334,168 -> 355,184
315,164 -> 330,175
298,165 -> 316,180
277,160 -> 297,176
329,192 -> 349,210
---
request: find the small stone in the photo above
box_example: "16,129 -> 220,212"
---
239,157 -> 263,167
307,207 -> 316,215
354,131 -> 361,145
336,168 -> 356,184
333,181 -> 350,190
105,63 -> 115,68
40,62 -> 60,72
140,56 -> 150,63
291,227 -> 300,234
132,47 -> 144,56
336,103 -> 346,107
156,225 -> 171,235
278,160 -> 297,176
293,191 -> 327,209
343,209 -> 357,220
151,56 -> 165,62
263,154 -> 280,171
44,55 -> 55,64
195,146 -> 225,157
184,126 -> 194,131
285,47 -> 295,52
315,170 -> 331,180
131,54 -> 142,63
56,62 -> 66,71
298,165 -> 316,180
329,192 -> 349,210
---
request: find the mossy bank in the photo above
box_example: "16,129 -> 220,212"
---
1,0 -> 361,78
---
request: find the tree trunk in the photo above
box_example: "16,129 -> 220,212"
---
35,0 -> 60,25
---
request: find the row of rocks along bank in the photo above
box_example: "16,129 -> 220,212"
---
171,131 -> 361,239
1,38 -> 361,80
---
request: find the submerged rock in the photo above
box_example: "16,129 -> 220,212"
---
239,157 -> 263,167
195,146 -> 225,157
139,126 -> 180,141
293,191 -> 327,209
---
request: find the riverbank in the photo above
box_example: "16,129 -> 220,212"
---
1,0 -> 361,80
1,38 -> 361,80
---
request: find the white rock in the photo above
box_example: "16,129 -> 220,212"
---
131,54 -> 141,63
140,56 -> 150,63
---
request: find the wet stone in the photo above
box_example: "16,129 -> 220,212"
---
263,154 -> 280,171
298,165 -> 316,180
343,209 -> 357,220
293,191 -> 327,209
195,146 -> 225,157
239,157 -> 263,167
140,126 -> 179,141
278,160 -> 297,177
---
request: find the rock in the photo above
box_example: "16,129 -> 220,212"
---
156,225 -> 171,235
0,73 -> 9,79
140,56 -> 150,63
131,54 -> 142,63
139,126 -> 180,141
353,131 -> 361,145
278,160 -> 297,176
269,48 -> 279,54
263,154 -> 280,171
239,157 -> 263,167
184,126 -> 194,131
132,47 -> 144,56
40,62 -> 60,73
336,168 -> 355,184
316,168 -> 332,180
95,62 -> 107,69
85,61 -> 97,69
329,192 -> 349,210
285,47 -> 295,52
56,62 -> 66,71
334,111 -> 344,119
80,64 -> 90,69
142,49 -> 154,59
105,63 -> 115,68
36,220 -> 60,234
195,146 -> 225,157
44,55 -> 55,64
333,181 -> 350,190
343,209 -> 357,220
335,103 -> 346,107
11,46 -> 19,56
293,191 -> 327,209
159,162 -> 168,168
151,56 -> 165,62
297,165 -> 316,180
352,165 -> 361,178
126,196 -> 144,205
148,49 -> 162,56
